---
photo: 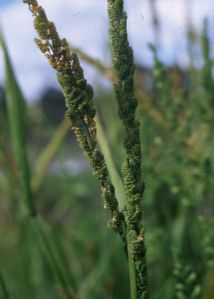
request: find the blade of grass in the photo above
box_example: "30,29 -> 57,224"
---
0,31 -> 36,216
0,144 -> 19,179
0,272 -> 10,299
96,114 -> 126,210
31,218 -> 75,298
32,119 -> 69,192
76,249 -> 110,298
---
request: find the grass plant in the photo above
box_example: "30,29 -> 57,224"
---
0,0 -> 213,298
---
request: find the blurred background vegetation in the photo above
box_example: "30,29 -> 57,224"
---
0,1 -> 214,298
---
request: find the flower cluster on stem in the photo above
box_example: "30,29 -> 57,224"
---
107,0 -> 148,297
22,0 -> 126,243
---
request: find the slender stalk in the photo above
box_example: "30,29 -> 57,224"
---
32,119 -> 69,191
127,243 -> 137,299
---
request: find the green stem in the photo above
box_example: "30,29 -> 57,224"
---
127,242 -> 137,299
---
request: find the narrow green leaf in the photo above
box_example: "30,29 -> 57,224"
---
96,114 -> 126,210
32,119 -> 69,192
0,272 -> 10,299
31,218 -> 75,298
0,31 -> 36,216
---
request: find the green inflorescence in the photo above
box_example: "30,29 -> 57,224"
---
23,0 -> 148,297
22,0 -> 125,242
107,0 -> 148,298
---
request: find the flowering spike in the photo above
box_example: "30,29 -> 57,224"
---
107,0 -> 148,297
22,0 -> 125,242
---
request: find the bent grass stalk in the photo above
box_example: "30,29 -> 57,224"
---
22,0 -> 148,297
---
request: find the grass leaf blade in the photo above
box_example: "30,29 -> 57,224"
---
0,31 -> 36,216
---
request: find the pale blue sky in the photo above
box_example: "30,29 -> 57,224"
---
0,0 -> 17,7
0,0 -> 213,102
